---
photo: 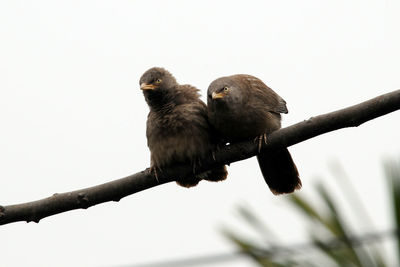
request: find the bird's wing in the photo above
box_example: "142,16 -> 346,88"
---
241,75 -> 288,114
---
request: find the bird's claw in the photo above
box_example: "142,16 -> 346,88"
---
150,166 -> 162,183
254,133 -> 268,153
263,133 -> 267,144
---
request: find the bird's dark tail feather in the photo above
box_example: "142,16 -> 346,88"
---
257,148 -> 301,195
176,165 -> 228,188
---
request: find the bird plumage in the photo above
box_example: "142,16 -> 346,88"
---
140,67 -> 227,187
207,74 -> 301,194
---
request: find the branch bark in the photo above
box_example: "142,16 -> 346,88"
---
1,89 -> 400,226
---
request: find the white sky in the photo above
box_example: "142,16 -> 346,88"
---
1,1 -> 399,266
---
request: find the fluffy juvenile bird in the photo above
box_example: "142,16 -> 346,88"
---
207,74 -> 301,194
140,67 -> 227,187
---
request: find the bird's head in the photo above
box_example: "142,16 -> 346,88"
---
139,67 -> 178,108
139,67 -> 177,93
207,76 -> 245,108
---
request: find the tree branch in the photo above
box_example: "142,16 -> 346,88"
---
1,89 -> 399,226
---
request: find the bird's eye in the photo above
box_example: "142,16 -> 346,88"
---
223,86 -> 229,92
155,79 -> 162,84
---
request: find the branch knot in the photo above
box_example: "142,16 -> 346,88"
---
77,192 -> 90,209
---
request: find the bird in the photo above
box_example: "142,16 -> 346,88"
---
207,74 -> 301,195
140,67 -> 227,187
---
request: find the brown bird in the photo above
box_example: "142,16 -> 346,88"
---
140,67 -> 227,187
207,74 -> 301,194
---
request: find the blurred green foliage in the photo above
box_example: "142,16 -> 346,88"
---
223,159 -> 400,267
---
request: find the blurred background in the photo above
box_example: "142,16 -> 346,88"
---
0,1 -> 399,266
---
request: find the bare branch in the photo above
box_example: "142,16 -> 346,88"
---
1,89 -> 399,226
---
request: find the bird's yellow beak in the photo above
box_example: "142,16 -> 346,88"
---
140,83 -> 156,90
212,92 -> 226,99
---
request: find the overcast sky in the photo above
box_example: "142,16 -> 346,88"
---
1,1 -> 400,266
